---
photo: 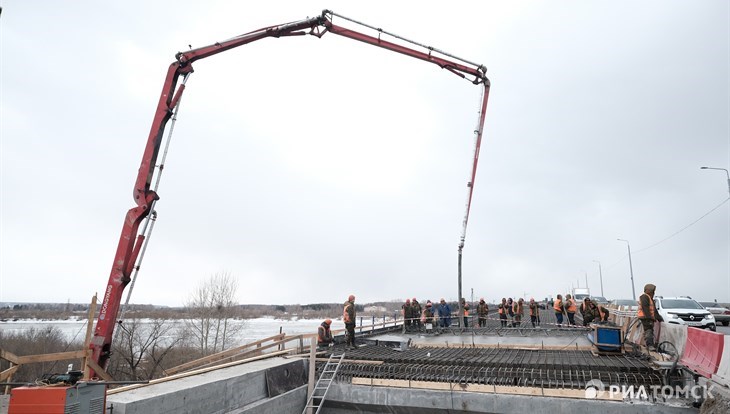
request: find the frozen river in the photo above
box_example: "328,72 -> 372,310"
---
0,317 -> 327,344
0,315 -> 394,345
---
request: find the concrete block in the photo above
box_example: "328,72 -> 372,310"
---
107,358 -> 304,414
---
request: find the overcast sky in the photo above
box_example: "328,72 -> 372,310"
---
1,1 -> 728,308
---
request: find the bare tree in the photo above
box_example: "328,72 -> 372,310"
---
184,272 -> 244,355
0,327 -> 78,383
109,318 -> 182,381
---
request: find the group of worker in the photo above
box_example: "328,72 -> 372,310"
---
400,295 -> 610,331
496,297 -> 542,328
318,284 -> 660,351
399,297 -> 492,331
551,294 -> 610,327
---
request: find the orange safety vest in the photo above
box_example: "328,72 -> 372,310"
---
637,293 -> 655,319
513,302 -> 523,315
498,303 -> 506,314
529,303 -> 537,316
553,299 -> 563,312
566,299 -> 577,313
343,303 -> 352,323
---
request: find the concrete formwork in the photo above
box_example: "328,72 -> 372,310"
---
322,383 -> 698,414
106,357 -> 307,414
94,317 -> 714,414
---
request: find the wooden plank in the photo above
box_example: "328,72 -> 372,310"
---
164,333 -> 285,376
315,358 -> 383,365
83,294 -> 98,380
3,364 -> 17,395
0,365 -> 18,382
0,349 -> 19,364
85,359 -> 114,382
108,349 -> 291,395
412,343 -> 593,351
372,378 -> 410,388
349,378 -> 623,401
306,337 -> 316,414
192,338 -> 289,371
16,350 -> 86,365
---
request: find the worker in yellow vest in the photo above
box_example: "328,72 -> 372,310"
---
637,283 -> 664,350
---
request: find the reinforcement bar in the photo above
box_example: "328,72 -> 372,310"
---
321,346 -> 663,391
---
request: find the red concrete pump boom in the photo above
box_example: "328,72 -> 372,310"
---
89,9 -> 490,376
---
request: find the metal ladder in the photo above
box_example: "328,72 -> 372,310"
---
302,352 -> 345,414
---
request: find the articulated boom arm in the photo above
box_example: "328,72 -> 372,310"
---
89,10 -> 490,376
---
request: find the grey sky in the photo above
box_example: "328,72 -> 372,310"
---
1,0 -> 728,307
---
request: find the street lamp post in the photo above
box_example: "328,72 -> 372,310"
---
700,167 -> 730,197
593,260 -> 604,297
701,166 -> 730,302
617,239 -> 637,300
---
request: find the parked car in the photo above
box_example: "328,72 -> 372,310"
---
655,296 -> 716,331
591,296 -> 609,305
699,301 -> 730,326
609,299 -> 638,311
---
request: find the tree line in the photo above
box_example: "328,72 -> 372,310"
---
1,272 -> 245,383
1,272 -> 401,385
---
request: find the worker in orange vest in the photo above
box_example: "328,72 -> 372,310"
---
565,294 -> 577,326
498,298 -> 508,327
637,283 -> 664,350
589,300 -> 609,324
422,300 -> 436,332
529,298 -> 540,327
317,319 -> 334,348
513,298 -> 524,327
461,298 -> 470,328
553,294 -> 565,327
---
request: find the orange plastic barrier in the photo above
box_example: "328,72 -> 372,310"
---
680,327 -> 725,378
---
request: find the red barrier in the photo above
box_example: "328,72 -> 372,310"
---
680,327 -> 725,378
